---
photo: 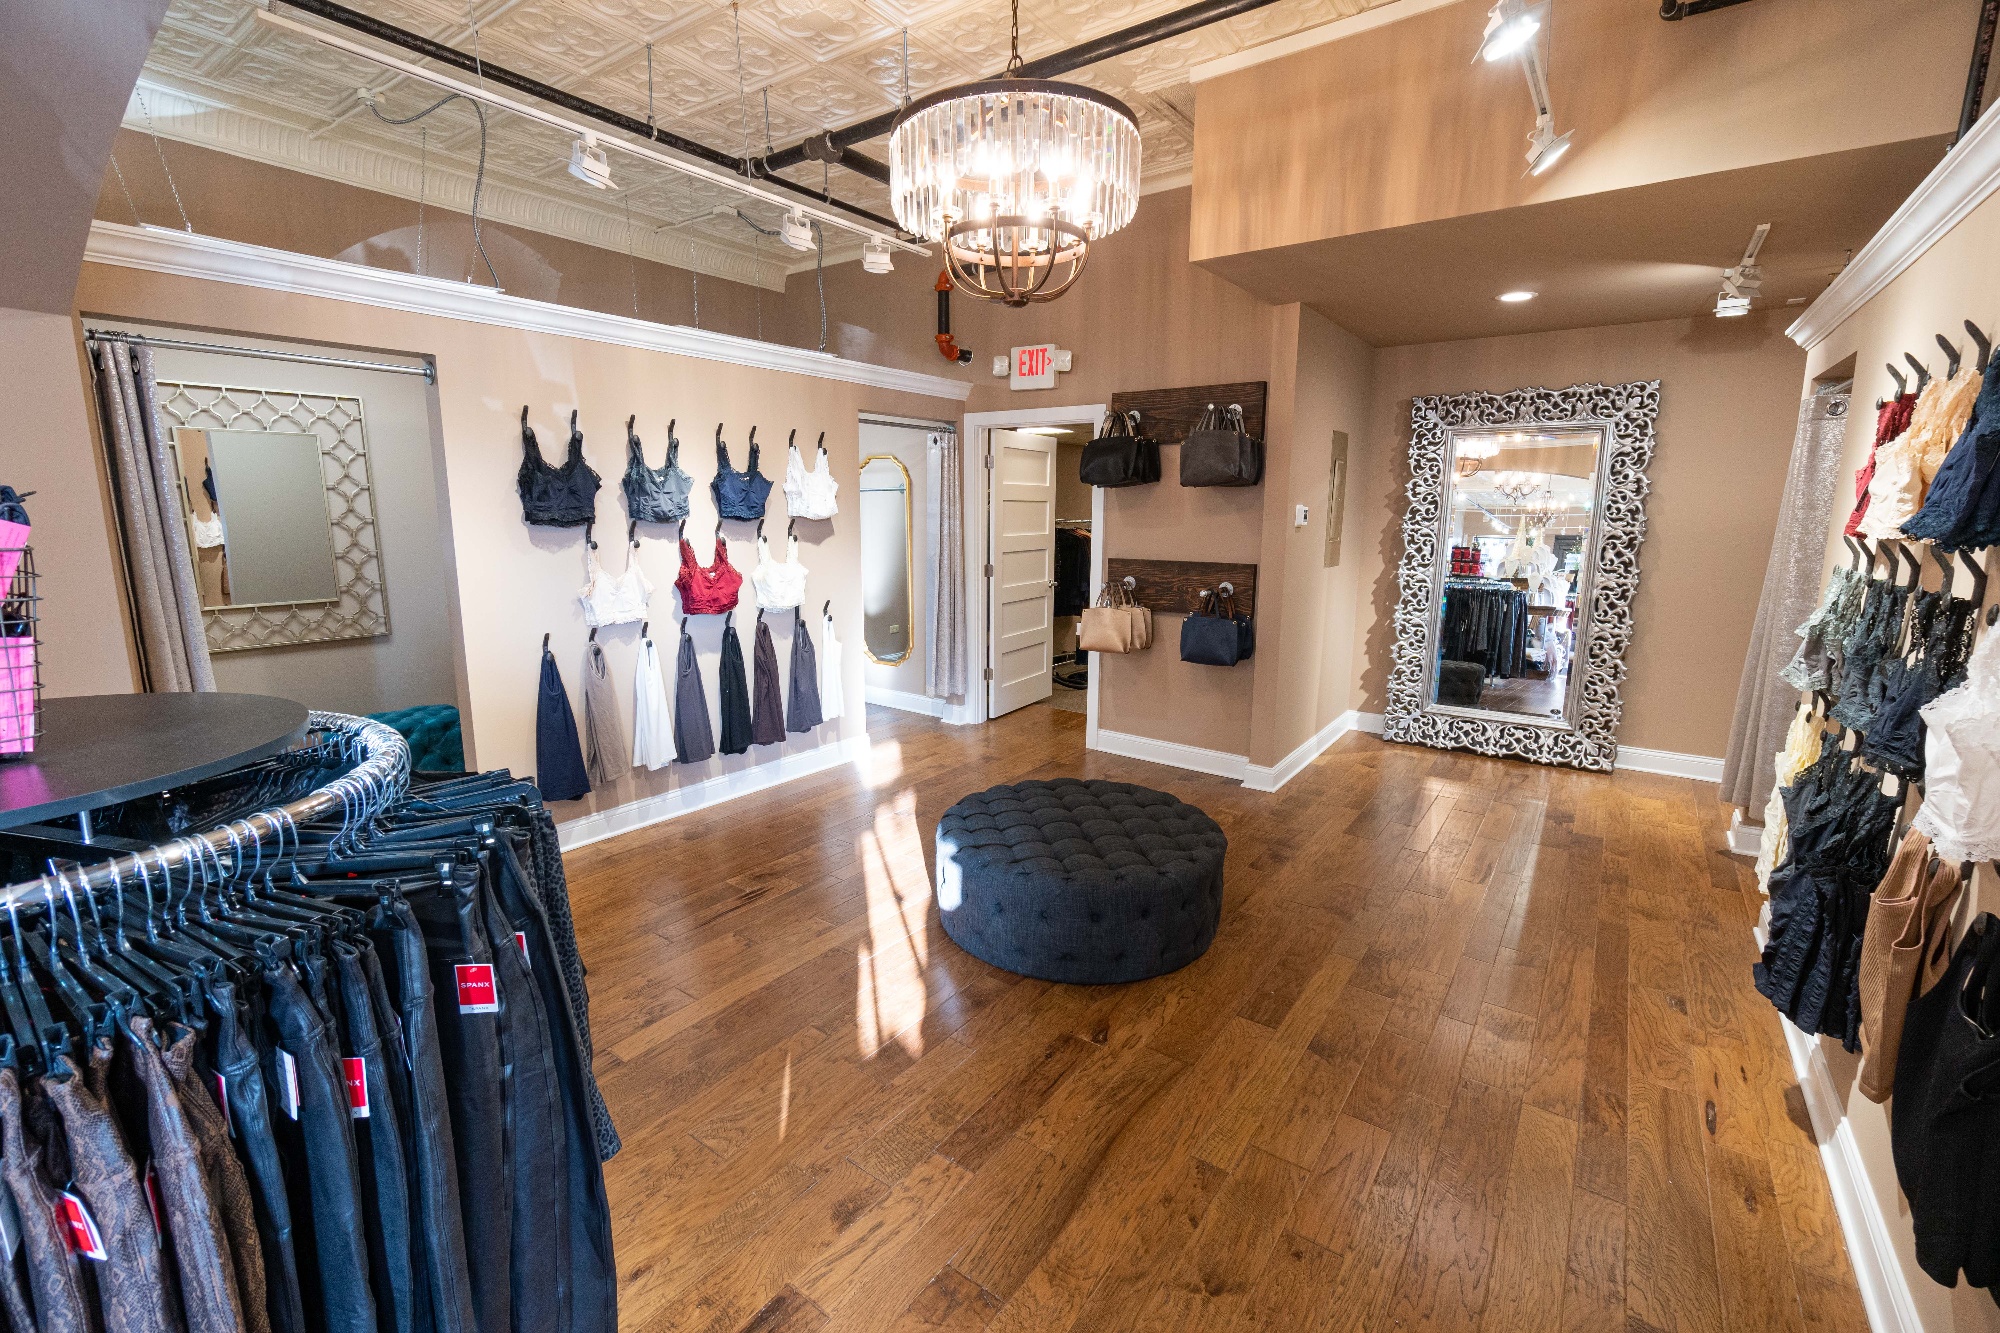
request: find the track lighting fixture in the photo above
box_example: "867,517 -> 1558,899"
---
1525,115 -> 1573,176
861,237 -> 895,274
1714,222 -> 1771,318
566,131 -> 613,189
779,209 -> 816,253
1477,0 -> 1548,63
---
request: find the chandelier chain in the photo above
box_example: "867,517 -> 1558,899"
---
1007,0 -> 1023,73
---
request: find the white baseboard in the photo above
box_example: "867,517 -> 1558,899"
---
556,733 -> 869,851
864,685 -> 979,724
1091,729 -> 1249,782
1755,924 -> 1925,1333
1243,710 -> 1365,792
1726,809 -> 1764,858
1613,745 -> 1724,783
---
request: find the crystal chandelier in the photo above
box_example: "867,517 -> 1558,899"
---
887,0 -> 1142,307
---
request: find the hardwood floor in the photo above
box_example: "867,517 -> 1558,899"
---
567,704 -> 1870,1333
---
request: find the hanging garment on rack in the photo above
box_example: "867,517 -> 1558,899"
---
622,421 -> 691,524
1890,913 -> 2000,1297
750,619 -> 786,746
1437,581 -> 1529,679
1053,527 -> 1091,617
579,544 -> 653,629
632,635 -> 674,769
1905,366 -> 2000,549
673,624 -> 715,764
750,534 -> 808,611
1755,703 -> 1826,890
581,641 -> 625,787
718,622 -> 752,755
1755,745 -> 1903,1050
1855,827 -> 1963,1103
1829,577 -> 1912,732
518,413 -> 600,528
711,430 -> 772,521
535,646 -> 590,802
1781,565 -> 1867,693
1848,392 -> 1917,535
783,434 -> 839,520
786,609 -> 823,734
675,537 -> 741,615
819,608 -> 845,723
1913,618 -> 2000,862
1860,591 -> 1980,775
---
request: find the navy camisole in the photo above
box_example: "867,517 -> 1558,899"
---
712,425 -> 773,521
518,407 -> 601,527
623,416 -> 692,523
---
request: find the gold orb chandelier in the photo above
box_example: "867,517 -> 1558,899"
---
887,0 -> 1142,307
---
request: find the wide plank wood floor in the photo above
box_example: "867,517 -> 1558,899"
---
567,704 -> 1870,1333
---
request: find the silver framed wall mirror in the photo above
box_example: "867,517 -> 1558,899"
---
159,382 -> 390,653
859,453 -> 916,665
1381,380 -> 1661,772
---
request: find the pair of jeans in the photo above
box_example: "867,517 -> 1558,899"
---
376,901 -> 476,1333
332,942 -> 415,1333
208,977 -> 305,1333
497,836 -> 617,1333
408,874 -> 511,1333
264,963 -> 377,1333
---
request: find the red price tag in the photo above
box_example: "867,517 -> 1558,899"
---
343,1058 -> 370,1119
210,1072 -> 232,1136
57,1192 -> 106,1260
515,932 -> 530,966
455,963 -> 499,1014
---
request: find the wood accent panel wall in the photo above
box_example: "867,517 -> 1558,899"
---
1109,381 -> 1267,448
1106,557 -> 1258,618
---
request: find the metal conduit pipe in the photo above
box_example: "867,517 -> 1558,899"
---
270,0 -> 908,234
1658,0 -> 1759,18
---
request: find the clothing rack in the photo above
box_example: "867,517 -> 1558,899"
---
0,710 -> 410,909
83,329 -> 437,383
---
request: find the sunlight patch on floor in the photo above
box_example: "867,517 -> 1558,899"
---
853,787 -> 933,1061
856,737 -> 905,790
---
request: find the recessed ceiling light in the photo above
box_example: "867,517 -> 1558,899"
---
1498,291 -> 1537,303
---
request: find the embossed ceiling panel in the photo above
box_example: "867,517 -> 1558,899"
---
134,0 -> 1403,286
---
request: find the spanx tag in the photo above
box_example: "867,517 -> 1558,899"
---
343,1057 -> 370,1119
276,1049 -> 301,1120
56,1191 -> 106,1260
455,963 -> 499,1014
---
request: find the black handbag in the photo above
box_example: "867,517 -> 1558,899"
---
1078,410 -> 1160,488
1180,403 -> 1264,488
1180,589 -> 1254,666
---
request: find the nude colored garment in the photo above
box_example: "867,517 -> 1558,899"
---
1912,366 -> 1983,485
1756,704 -> 1825,891
1861,369 -> 1985,536
1856,828 -> 1963,1102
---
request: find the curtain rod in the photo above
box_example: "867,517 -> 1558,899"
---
85,330 -> 436,384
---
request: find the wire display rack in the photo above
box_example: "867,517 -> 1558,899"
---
1,543 -> 41,757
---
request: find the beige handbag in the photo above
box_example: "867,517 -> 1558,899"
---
1080,583 -> 1152,654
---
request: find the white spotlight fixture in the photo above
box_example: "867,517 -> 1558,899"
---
861,237 -> 895,274
1476,0 -> 1548,63
566,131 -> 613,189
779,208 -> 815,253
1525,114 -> 1573,176
1714,222 -> 1771,318
1497,290 -> 1537,303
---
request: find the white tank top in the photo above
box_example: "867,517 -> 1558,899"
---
750,534 -> 809,610
784,434 -> 839,520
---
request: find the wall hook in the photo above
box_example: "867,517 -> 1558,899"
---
1218,581 -> 1236,598
787,517 -> 797,538
541,632 -> 550,652
627,413 -> 636,433
787,428 -> 797,450
588,626 -> 597,642
1121,575 -> 1136,591
569,408 -> 579,431
628,519 -> 639,545
584,519 -> 596,550
816,430 -> 826,453
1938,333 -> 1964,379
1905,352 -> 1932,390
823,599 -> 831,617
521,405 -> 530,426
1885,362 -> 1907,398
641,620 -> 649,640
1969,320 -> 1992,373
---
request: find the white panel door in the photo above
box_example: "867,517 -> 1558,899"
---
988,428 -> 1056,717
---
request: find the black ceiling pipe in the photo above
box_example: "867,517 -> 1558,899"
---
1659,0 -> 1758,18
757,0 -> 1286,176
1960,0 -> 2000,142
271,0 -> 907,234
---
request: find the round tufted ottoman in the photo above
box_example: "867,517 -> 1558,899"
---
934,779 -> 1227,985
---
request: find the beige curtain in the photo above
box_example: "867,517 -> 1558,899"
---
926,430 -> 966,699
92,340 -> 215,692
1720,382 -> 1850,809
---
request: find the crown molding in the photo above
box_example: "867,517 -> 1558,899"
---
1190,0 -> 1471,84
124,78 -> 791,293
82,221 -> 974,402
1787,111 -> 2000,351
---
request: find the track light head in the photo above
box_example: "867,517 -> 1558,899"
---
1524,116 -> 1573,176
779,209 -> 816,253
861,237 -> 895,274
566,131 -> 613,189
1477,0 -> 1547,62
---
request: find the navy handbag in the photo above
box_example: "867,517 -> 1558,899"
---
1180,589 -> 1255,666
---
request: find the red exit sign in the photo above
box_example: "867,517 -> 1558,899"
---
1010,343 -> 1057,390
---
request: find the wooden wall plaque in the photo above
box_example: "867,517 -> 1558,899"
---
1105,558 -> 1258,619
1108,381 -> 1267,448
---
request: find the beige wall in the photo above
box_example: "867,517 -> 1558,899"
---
1191,0 -> 1973,263
74,260 -> 959,810
1355,311 -> 1808,758
859,420 -> 939,700
1795,185 -> 2000,1333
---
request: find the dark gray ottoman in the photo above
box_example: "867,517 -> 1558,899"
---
934,779 -> 1227,984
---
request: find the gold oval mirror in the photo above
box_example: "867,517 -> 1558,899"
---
860,454 -> 915,665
